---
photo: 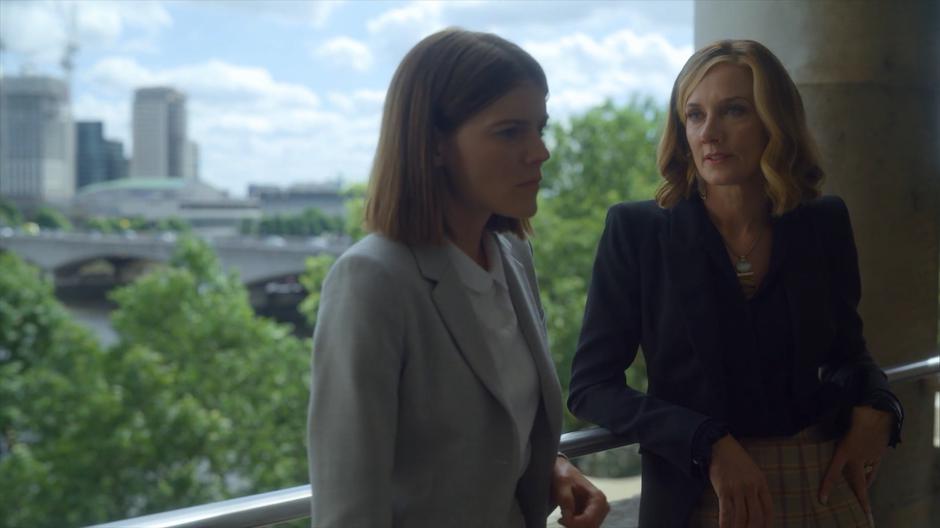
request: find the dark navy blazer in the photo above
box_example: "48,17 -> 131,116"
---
568,194 -> 894,527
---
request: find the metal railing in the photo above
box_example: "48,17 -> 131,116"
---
90,354 -> 940,528
883,355 -> 939,383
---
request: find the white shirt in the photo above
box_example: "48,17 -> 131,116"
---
446,233 -> 540,484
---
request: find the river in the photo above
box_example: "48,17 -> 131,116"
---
61,298 -> 119,347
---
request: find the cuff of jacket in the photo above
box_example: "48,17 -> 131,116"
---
690,419 -> 730,480
860,389 -> 904,447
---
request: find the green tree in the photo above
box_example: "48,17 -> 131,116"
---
342,183 -> 367,242
245,208 -> 343,237
298,254 -> 337,326
0,198 -> 22,227
108,236 -> 311,495
155,216 -> 191,233
31,206 -> 72,231
0,238 -> 312,526
83,216 -> 116,233
0,252 -> 200,526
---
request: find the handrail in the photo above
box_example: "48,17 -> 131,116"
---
883,354 -> 939,383
88,354 -> 940,528
88,486 -> 313,528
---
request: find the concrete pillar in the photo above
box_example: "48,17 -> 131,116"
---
695,1 -> 939,526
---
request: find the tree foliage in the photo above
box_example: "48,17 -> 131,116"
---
80,216 -> 191,234
0,237 -> 311,527
0,198 -> 22,227
32,206 -> 72,231
533,99 -> 664,475
340,183 -> 368,242
0,251 -> 131,526
240,207 -> 344,237
298,254 -> 336,327
537,98 -> 662,414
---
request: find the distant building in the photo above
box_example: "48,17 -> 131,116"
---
73,177 -> 260,236
131,86 -> 187,179
76,121 -> 128,189
247,182 -> 345,218
0,75 -> 75,206
76,122 -> 108,188
105,140 -> 129,181
184,140 -> 199,180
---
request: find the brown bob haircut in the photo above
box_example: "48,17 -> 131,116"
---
364,28 -> 547,245
655,40 -> 824,215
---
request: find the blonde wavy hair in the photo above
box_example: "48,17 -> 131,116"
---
655,40 -> 824,215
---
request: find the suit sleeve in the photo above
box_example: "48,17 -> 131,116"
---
816,196 -> 903,444
568,205 -> 713,478
308,253 -> 404,527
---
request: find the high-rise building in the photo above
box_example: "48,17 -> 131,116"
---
105,140 -> 128,181
0,75 -> 76,205
75,121 -> 128,189
76,121 -> 107,188
131,86 -> 187,179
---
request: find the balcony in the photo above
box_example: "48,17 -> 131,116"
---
90,356 -> 939,528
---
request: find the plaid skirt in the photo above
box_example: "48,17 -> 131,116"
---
689,427 -> 871,527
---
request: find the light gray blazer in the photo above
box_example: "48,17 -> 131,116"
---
307,232 -> 563,527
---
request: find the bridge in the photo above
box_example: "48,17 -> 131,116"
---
0,229 -> 349,286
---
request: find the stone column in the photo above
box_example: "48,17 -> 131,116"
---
695,1 -> 939,525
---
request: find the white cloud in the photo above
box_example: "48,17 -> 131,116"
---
0,0 -> 171,67
367,1 -> 444,34
201,0 -> 345,28
72,94 -> 130,148
327,89 -> 386,113
86,57 -> 156,88
523,30 -> 693,117
77,56 -> 380,195
199,111 -> 380,194
313,37 -> 374,72
87,58 -> 320,108
361,1 -> 693,118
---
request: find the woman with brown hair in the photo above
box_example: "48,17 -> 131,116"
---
307,28 -> 607,527
568,40 -> 903,527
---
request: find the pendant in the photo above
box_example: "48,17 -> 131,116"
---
735,257 -> 752,274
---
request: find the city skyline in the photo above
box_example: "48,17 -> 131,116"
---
0,0 -> 694,197
0,74 -> 201,205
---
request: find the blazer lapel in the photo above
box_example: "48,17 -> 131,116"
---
410,243 -> 514,417
495,235 -> 563,438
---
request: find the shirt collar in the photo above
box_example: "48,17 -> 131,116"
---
446,232 -> 507,293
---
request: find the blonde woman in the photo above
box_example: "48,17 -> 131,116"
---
568,40 -> 902,528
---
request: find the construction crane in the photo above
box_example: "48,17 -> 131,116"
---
60,2 -> 79,95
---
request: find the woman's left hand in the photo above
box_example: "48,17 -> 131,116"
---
819,406 -> 893,517
551,455 -> 609,528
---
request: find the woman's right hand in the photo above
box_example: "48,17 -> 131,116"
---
709,435 -> 774,528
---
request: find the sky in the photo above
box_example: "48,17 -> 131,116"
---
0,0 -> 694,197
